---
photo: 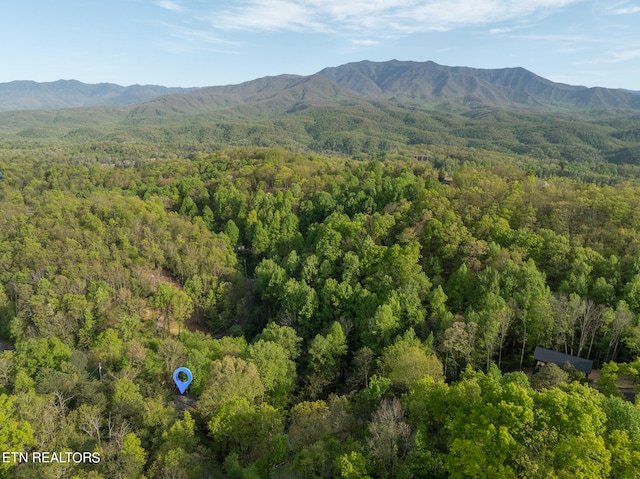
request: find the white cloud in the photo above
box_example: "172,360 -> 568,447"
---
612,6 -> 640,14
172,26 -> 242,47
158,1 -> 183,13
490,27 -> 515,34
573,47 -> 640,65
210,0 -> 329,32
156,20 -> 243,55
610,49 -> 640,62
351,39 -> 382,46
207,0 -> 582,34
489,23 -> 537,35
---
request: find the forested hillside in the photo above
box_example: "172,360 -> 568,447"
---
2,136 -> 640,477
4,95 -> 640,181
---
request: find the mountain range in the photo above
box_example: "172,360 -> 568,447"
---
0,80 -> 193,112
2,60 -> 640,114
2,60 -> 640,169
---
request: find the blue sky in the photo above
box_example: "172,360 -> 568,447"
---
1,0 -> 640,90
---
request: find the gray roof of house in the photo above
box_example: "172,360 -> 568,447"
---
533,346 -> 593,374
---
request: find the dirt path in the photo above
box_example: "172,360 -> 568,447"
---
589,369 -> 638,402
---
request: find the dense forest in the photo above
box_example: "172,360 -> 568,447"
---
3,126 -> 640,478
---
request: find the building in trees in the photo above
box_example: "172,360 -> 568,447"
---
533,346 -> 593,377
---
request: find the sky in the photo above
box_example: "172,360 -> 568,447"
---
1,0 -> 640,90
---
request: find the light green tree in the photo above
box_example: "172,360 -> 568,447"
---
308,322 -> 347,393
246,339 -> 296,406
335,451 -> 371,479
382,329 -> 444,391
197,356 -> 264,419
0,394 -> 35,476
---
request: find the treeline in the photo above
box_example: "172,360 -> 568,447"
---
2,147 -> 640,477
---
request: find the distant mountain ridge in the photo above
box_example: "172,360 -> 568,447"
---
0,80 -> 193,112
316,60 -> 640,110
2,61 -> 640,114
124,60 -> 640,118
126,73 -> 358,119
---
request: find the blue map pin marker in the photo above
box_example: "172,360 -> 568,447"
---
173,367 -> 193,394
